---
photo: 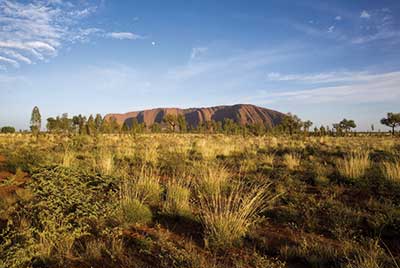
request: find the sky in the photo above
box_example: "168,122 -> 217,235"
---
0,0 -> 400,131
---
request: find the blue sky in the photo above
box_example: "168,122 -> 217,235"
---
0,0 -> 400,131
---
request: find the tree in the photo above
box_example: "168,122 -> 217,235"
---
150,123 -> 161,133
60,113 -> 73,133
381,113 -> 400,135
86,115 -> 96,135
30,106 -> 41,135
177,114 -> 187,133
109,117 -> 121,133
319,125 -> 326,136
163,114 -> 177,132
280,113 -> 302,135
130,118 -> 144,134
332,123 -> 343,135
303,120 -> 313,135
46,117 -> 58,132
339,119 -> 356,133
72,114 -> 87,135
222,118 -> 239,135
1,126 -> 15,133
94,114 -> 103,132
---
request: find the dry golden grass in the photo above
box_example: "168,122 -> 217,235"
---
283,153 -> 301,170
381,160 -> 400,182
62,150 -> 75,168
97,149 -> 114,175
163,179 -> 191,216
346,240 -> 399,268
197,163 -> 229,195
120,169 -> 162,206
198,181 -> 279,248
337,151 -> 370,179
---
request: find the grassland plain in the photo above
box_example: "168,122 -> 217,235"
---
0,133 -> 399,268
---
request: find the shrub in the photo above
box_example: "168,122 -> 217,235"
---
262,154 -> 275,167
381,160 -> 400,182
283,153 -> 301,170
62,149 -> 75,168
345,240 -> 399,268
198,163 -> 229,195
163,180 -> 191,216
198,181 -> 280,248
121,198 -> 152,225
1,126 -> 16,133
96,149 -> 114,175
121,171 -> 162,206
337,151 -> 370,180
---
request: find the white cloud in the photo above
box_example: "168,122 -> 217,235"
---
335,16 -> 342,21
1,50 -> 32,64
106,32 -> 143,40
190,47 -> 208,60
262,71 -> 400,104
0,56 -> 19,68
167,48 -> 295,81
266,71 -> 372,84
360,10 -> 371,19
0,0 -> 90,68
0,0 -> 143,70
328,25 -> 335,33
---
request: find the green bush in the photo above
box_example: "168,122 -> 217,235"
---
121,199 -> 152,225
0,167 -> 118,268
1,126 -> 16,133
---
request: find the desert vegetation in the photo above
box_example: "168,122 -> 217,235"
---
0,130 -> 399,268
0,106 -> 399,268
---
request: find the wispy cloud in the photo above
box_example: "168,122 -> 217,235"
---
257,71 -> 400,104
360,10 -> 371,19
190,47 -> 208,60
0,1 -> 144,70
106,32 -> 143,40
0,56 -> 19,68
0,0 -> 91,69
266,71 -> 373,84
292,7 -> 400,46
166,48 -> 295,81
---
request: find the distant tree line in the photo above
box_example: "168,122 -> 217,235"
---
2,106 -> 399,137
46,113 -> 121,135
41,112 -> 324,136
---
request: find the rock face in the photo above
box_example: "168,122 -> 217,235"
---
105,104 -> 285,128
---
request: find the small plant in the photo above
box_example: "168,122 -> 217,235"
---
97,149 -> 114,175
198,181 -> 280,248
163,179 -> 191,216
337,151 -> 370,180
121,170 -> 162,206
262,154 -> 275,167
62,149 -> 75,168
198,163 -> 229,195
283,153 -> 301,170
381,160 -> 400,182
345,240 -> 399,268
120,198 -> 152,225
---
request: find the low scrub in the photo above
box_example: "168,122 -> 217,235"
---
381,160 -> 400,182
337,151 -> 370,180
283,153 -> 301,170
198,181 -> 280,248
163,179 -> 191,216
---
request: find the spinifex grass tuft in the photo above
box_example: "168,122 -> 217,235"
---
337,151 -> 370,180
197,181 -> 280,248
